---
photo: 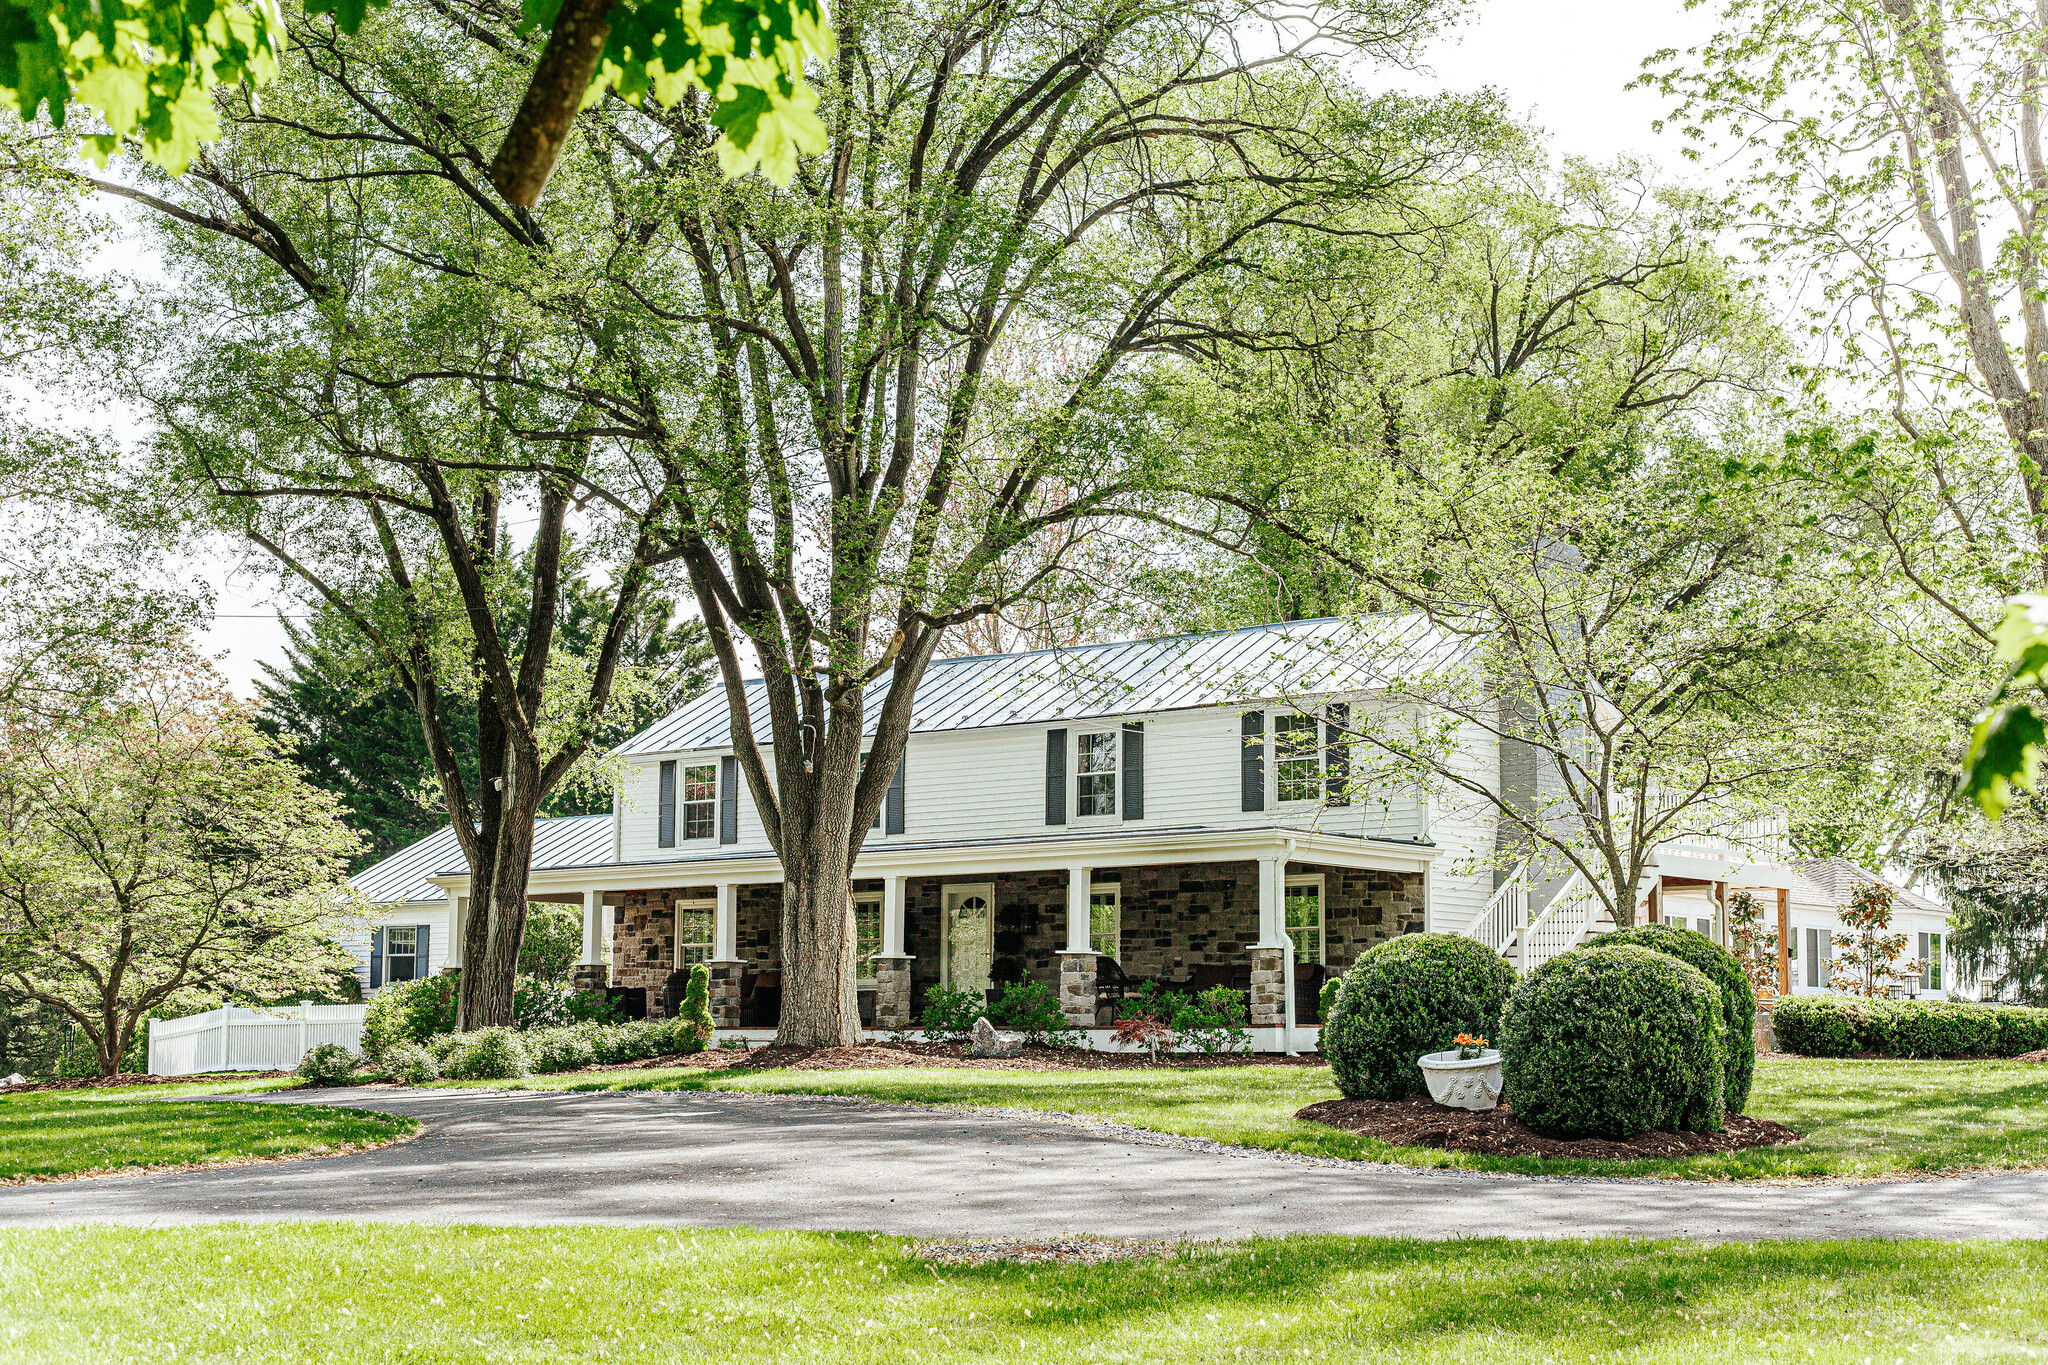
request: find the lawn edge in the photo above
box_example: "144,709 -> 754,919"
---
0,1112 -> 422,1186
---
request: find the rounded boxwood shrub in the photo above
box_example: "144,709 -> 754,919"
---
382,1040 -> 440,1085
443,1027 -> 532,1081
1501,945 -> 1726,1139
294,1042 -> 361,1087
1322,933 -> 1517,1101
1589,922 -> 1756,1113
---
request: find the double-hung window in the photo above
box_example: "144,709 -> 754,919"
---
1921,932 -> 1944,992
1089,885 -> 1120,961
1284,877 -> 1324,965
384,925 -> 418,983
854,894 -> 882,979
1274,712 -> 1320,803
1077,731 -> 1117,816
682,764 -> 716,839
675,902 -> 714,967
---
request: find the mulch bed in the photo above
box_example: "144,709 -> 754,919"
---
668,1042 -> 1329,1073
0,1071 -> 292,1095
1296,1095 -> 1802,1160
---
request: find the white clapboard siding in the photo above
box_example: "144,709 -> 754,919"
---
148,1004 -> 367,1077
1420,717 -> 1501,932
616,699 -> 1446,860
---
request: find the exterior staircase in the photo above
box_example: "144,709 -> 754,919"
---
1462,862 -> 1622,975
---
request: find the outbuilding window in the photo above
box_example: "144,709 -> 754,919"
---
384,925 -> 418,983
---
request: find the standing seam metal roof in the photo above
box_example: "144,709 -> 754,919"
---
348,813 -> 616,907
613,614 -> 1463,756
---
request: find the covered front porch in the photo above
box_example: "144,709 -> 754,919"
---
433,826 -> 1435,1052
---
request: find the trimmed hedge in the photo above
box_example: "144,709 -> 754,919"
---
1589,922 -> 1758,1113
443,1027 -> 531,1081
1322,933 -> 1517,1101
1501,944 -> 1726,1140
1772,995 -> 2048,1058
419,1014 -> 708,1081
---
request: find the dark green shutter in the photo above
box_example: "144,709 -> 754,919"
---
1241,711 -> 1265,812
369,928 -> 385,989
1045,729 -> 1067,825
1324,703 -> 1350,807
719,755 -> 739,844
658,760 -> 677,847
886,757 -> 906,835
416,924 -> 431,977
1121,722 -> 1144,820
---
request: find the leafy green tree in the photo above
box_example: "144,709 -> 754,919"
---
2,0 -> 829,191
0,649 -> 363,1076
60,0 -> 1500,1039
258,547 -> 710,864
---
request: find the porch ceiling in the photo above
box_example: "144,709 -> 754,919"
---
427,822 -> 1436,898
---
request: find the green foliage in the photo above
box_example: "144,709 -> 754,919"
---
988,980 -> 1083,1048
1174,987 -> 1253,1055
478,1016 -> 704,1074
1939,843 -> 2048,1007
917,985 -> 984,1048
676,964 -> 714,1046
381,1041 -> 439,1085
525,1027 -> 596,1073
1501,945 -> 1726,1140
361,975 -> 458,1059
293,1042 -> 360,1086
1322,934 -> 1517,1101
1588,923 -> 1758,1113
512,979 -> 619,1032
1318,975 -> 1344,1024
1772,995 -> 2048,1059
443,1027 -> 531,1081
258,572 -> 710,866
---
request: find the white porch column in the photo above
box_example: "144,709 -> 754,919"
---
446,896 -> 468,968
713,882 -> 740,961
1254,853 -> 1288,948
1064,864 -> 1093,954
579,889 -> 604,965
881,874 -> 907,957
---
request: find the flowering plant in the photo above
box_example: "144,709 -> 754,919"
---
1454,1032 -> 1489,1060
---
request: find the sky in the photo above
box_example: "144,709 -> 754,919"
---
186,0 -> 1726,697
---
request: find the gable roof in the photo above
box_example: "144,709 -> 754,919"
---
614,614 -> 1463,756
349,814 -> 615,906
1791,857 -> 1945,917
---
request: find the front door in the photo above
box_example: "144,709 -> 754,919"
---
943,884 -> 994,994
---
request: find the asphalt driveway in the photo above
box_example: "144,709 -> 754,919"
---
2,1087 -> 2043,1241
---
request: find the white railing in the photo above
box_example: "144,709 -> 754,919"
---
1657,812 -> 1792,868
1519,871 -> 1603,976
1463,864 -> 1528,958
148,1003 -> 366,1077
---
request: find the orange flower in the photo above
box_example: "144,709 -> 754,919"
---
1454,1033 -> 1488,1048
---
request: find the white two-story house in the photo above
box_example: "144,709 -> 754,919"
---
344,615 -> 1962,1047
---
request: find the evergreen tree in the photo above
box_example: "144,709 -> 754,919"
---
258,546 -> 711,866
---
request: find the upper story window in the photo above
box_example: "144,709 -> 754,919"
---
1077,731 -> 1118,816
659,759 -> 720,846
1274,712 -> 1321,803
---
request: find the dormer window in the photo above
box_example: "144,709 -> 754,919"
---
1077,731 -> 1118,816
682,764 -> 716,838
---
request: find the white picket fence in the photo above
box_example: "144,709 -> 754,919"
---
148,1003 -> 367,1076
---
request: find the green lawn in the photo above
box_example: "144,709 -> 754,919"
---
453,1056 -> 2048,1180
0,1079 -> 415,1181
0,1225 -> 2042,1363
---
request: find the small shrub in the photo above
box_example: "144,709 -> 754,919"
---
1589,922 -> 1758,1112
514,979 -> 621,1031
1111,1014 -> 1175,1059
1318,975 -> 1344,1024
1173,986 -> 1252,1054
361,974 -> 458,1058
423,1030 -> 466,1065
294,1042 -> 360,1087
1501,944 -> 1726,1140
443,1027 -> 532,1081
918,984 -> 984,1047
526,1027 -> 597,1073
990,979 -> 1084,1048
1769,994 -> 1866,1056
675,964 -> 715,1046
1322,933 -> 1517,1101
383,1041 -> 440,1085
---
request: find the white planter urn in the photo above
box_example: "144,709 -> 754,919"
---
1418,1049 -> 1504,1110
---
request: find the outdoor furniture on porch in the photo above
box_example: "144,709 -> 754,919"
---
739,969 -> 781,1027
1093,956 -> 1152,1015
605,986 -> 647,1021
1295,962 -> 1328,1023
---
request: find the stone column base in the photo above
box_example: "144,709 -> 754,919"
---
1058,952 -> 1098,1030
871,955 -> 914,1030
706,960 -> 745,1031
1249,946 -> 1286,1029
570,963 -> 607,992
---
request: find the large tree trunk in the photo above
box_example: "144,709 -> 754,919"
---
776,855 -> 862,1047
458,772 -> 543,1031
